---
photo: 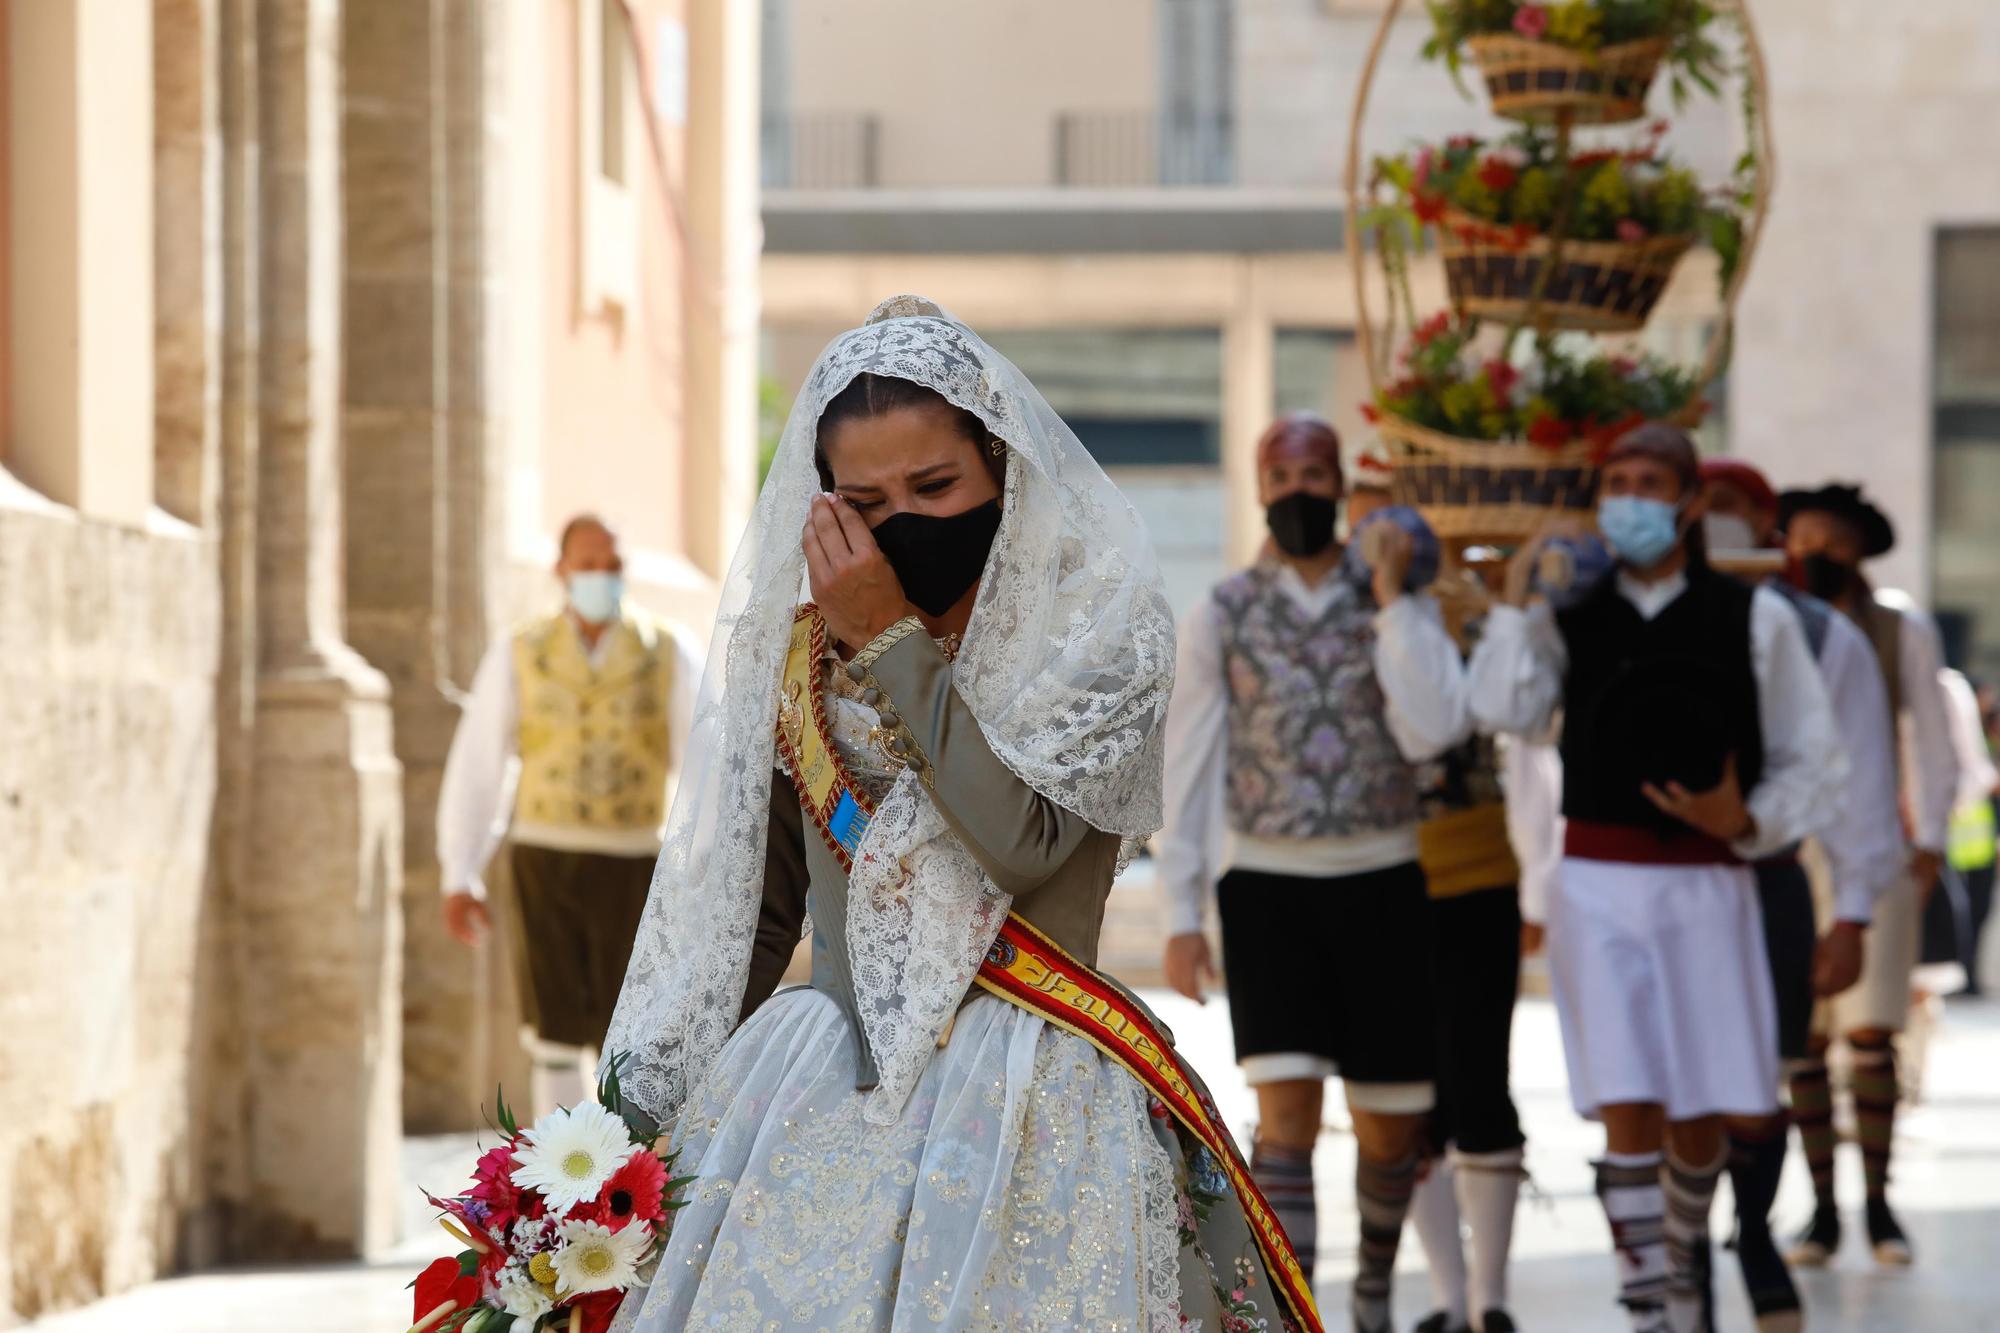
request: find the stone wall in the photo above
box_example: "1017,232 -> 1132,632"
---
0,500 -> 219,1320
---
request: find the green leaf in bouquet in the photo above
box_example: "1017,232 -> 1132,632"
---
495,1085 -> 519,1138
456,1248 -> 481,1277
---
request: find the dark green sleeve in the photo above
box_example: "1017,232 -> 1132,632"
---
739,767 -> 811,1023
858,629 -> 1092,895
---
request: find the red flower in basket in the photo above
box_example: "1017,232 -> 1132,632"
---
596,1149 -> 670,1231
1526,415 -> 1575,450
412,1256 -> 481,1333
1413,191 -> 1447,225
1360,402 -> 1383,424
1413,311 -> 1453,348
1512,4 -> 1551,39
1482,359 -> 1521,398
1476,156 -> 1519,194
1616,219 -> 1650,243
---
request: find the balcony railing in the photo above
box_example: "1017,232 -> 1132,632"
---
763,112 -> 882,190
1053,110 -> 1234,188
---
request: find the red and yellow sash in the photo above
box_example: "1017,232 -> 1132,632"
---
776,606 -> 1321,1332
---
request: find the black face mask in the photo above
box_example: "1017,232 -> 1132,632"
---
1796,552 -> 1855,602
1266,491 -> 1339,558
870,499 -> 1004,617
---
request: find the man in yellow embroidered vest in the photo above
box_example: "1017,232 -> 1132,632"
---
437,514 -> 700,1109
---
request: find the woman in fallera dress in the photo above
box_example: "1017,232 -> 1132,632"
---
601,296 -> 1318,1332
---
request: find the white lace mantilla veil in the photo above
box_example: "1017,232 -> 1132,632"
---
603,295 -> 1176,1128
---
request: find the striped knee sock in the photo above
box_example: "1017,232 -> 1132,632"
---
1850,1035 -> 1899,1200
1353,1149 -> 1420,1329
1597,1151 -> 1669,1328
1250,1140 -> 1317,1282
1786,1049 -> 1837,1208
1663,1144 -> 1727,1331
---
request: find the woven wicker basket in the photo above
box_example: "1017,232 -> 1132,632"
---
1378,413 -> 1599,542
1463,34 -> 1670,125
1438,207 -> 1694,333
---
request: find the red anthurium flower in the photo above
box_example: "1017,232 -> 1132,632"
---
568,1290 -> 627,1333
1476,156 -> 1519,194
595,1149 -> 670,1230
412,1257 -> 481,1330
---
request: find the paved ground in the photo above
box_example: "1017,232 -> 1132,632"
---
30,990 -> 2000,1331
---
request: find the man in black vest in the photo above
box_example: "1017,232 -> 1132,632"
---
1470,426 -> 1845,1333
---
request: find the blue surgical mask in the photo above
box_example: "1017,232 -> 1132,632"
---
566,571 -> 624,624
1597,495 -> 1682,567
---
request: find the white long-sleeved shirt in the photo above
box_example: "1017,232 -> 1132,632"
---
1157,566 -> 1473,936
1874,591 -> 1961,854
1467,571 -> 1848,864
1808,607 -> 1905,922
436,617 -> 703,899
1943,667 -> 1999,812
1500,737 -> 1563,927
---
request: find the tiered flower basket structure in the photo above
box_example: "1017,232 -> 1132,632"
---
1343,0 -> 1775,544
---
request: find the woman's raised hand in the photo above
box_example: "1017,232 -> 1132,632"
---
803,493 -> 917,651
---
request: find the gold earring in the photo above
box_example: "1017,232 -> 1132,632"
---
989,437 -> 1006,457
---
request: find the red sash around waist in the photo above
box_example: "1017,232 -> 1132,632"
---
1564,819 -> 1743,867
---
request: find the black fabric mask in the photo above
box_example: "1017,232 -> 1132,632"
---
1795,553 -> 1854,602
870,499 -> 1004,617
1265,491 -> 1339,558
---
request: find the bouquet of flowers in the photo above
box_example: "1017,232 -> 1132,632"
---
408,1056 -> 691,1333
1374,125 -> 1744,283
1364,311 -> 1702,452
1422,0 -> 1727,103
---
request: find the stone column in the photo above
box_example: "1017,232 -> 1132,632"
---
238,0 -> 405,1260
1222,267 -> 1275,568
682,0 -> 762,579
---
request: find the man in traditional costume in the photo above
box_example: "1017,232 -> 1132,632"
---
437,515 -> 701,1110
1469,426 -> 1845,1333
1775,483 -> 1961,1269
1158,415 -> 1472,1333
1697,459 -> 1904,1330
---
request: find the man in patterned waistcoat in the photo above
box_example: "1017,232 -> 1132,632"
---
1157,414 -> 1473,1333
438,514 -> 700,1111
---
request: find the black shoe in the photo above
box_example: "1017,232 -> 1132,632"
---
1735,1223 -> 1801,1319
1411,1314 -> 1469,1333
1786,1205 -> 1841,1267
1476,1312 -> 1517,1333
1866,1197 -> 1913,1265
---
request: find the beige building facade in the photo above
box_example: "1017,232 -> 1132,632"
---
761,0 -> 2000,671
1,0 -> 755,1322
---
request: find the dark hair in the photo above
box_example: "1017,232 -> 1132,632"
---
814,373 -> 1006,491
557,513 -> 611,556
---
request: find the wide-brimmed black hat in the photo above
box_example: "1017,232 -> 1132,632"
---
1776,483 -> 1895,558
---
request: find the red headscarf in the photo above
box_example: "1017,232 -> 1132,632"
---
1697,457 -> 1778,516
1256,413 -> 1343,475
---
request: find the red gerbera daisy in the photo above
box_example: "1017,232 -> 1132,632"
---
595,1148 -> 669,1230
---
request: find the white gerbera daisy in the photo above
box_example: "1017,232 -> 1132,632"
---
551,1217 -> 652,1295
508,1101 -> 634,1212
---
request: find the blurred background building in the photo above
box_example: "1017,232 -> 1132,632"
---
3,0 -> 1998,1324
0,0 -> 755,1319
